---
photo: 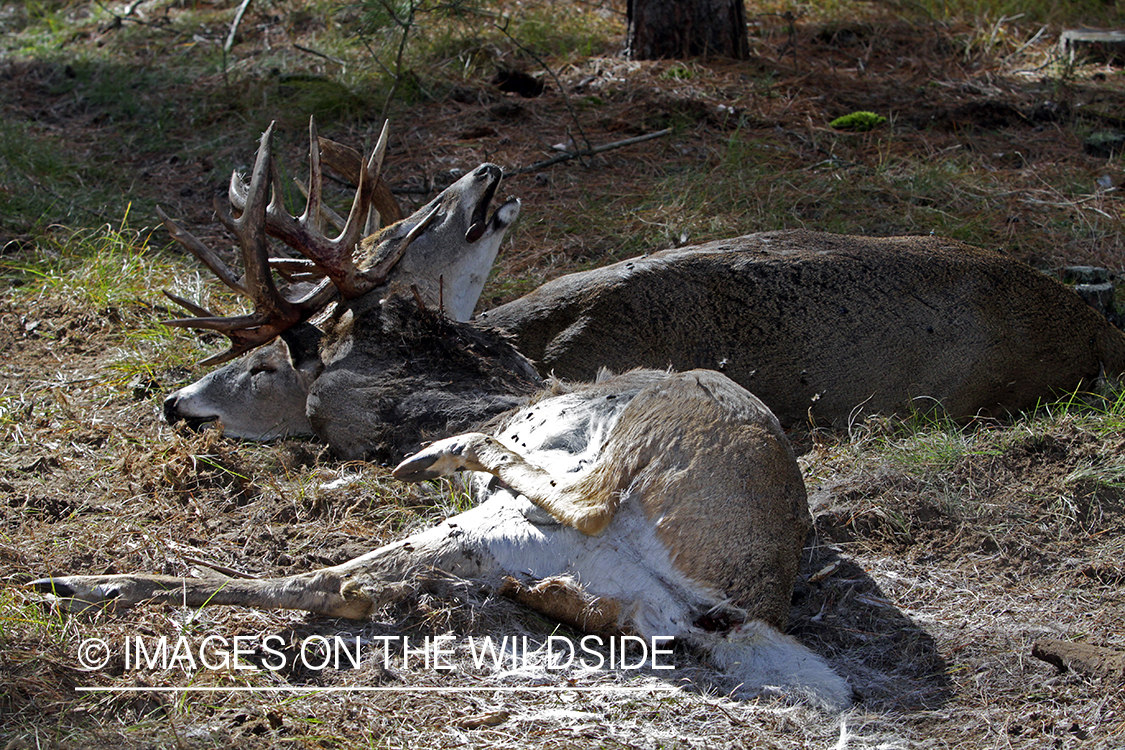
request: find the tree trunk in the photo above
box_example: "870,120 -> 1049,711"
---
627,0 -> 750,60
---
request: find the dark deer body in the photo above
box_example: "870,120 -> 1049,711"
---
306,295 -> 540,459
481,231 -> 1125,429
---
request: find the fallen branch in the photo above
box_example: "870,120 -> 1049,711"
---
306,130 -> 673,195
510,128 -> 673,176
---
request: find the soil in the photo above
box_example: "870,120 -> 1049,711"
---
2,4 -> 1125,748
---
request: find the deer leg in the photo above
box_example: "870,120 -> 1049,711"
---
31,501 -> 512,619
31,570 -> 378,619
499,576 -> 624,637
393,433 -> 621,535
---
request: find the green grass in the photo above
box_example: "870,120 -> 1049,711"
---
2,215 -> 217,380
0,121 -> 128,235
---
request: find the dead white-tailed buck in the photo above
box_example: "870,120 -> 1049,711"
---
64,130 -> 848,705
160,126 -> 1125,458
36,367 -> 851,709
161,119 -> 524,453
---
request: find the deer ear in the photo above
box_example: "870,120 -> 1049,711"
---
280,323 -> 323,371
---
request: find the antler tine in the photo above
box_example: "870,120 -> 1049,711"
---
363,120 -> 391,235
304,117 -> 324,234
227,117 -> 393,299
293,177 -> 347,233
316,128 -> 403,229
160,122 -> 324,366
162,290 -> 213,319
156,205 -> 247,296
214,122 -> 299,327
370,119 -> 390,176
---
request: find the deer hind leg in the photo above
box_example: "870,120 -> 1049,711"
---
31,569 -> 379,620
499,575 -> 623,637
392,432 -> 621,535
31,498 -> 519,619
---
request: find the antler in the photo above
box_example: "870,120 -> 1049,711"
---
228,117 -> 410,299
160,118 -> 410,366
158,122 -> 335,366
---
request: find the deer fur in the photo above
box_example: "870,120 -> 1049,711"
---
35,368 -> 851,710
480,230 -> 1125,428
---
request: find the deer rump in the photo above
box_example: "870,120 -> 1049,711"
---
34,368 -> 850,710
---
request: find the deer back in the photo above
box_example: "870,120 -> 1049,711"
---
481,230 -> 1125,427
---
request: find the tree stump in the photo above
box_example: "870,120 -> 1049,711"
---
626,0 -> 749,60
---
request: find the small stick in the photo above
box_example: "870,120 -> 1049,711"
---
410,284 -> 428,313
225,0 -> 254,54
294,43 -> 347,67
180,555 -> 260,580
509,128 -> 673,176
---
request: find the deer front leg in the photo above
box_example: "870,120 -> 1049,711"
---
393,433 -> 620,536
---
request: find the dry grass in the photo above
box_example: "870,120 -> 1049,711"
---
4,0 -> 1125,747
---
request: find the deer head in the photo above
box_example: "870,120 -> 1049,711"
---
161,119 -> 526,456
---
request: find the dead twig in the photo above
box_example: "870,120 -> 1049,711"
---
294,44 -> 347,67
224,0 -> 254,54
180,556 -> 260,580
759,11 -> 800,69
509,128 -> 673,176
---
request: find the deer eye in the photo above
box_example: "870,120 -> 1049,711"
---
249,364 -> 276,376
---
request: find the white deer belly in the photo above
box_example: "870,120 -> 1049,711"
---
462,479 -> 721,638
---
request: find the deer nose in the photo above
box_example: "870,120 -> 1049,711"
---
474,164 -> 502,181
163,394 -> 181,424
